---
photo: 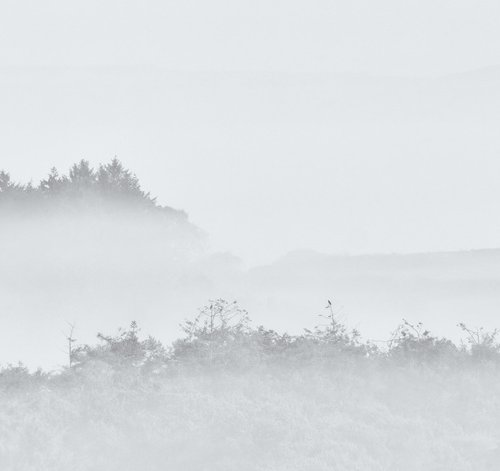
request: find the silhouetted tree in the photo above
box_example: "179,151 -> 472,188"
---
0,171 -> 24,195
0,170 -> 35,210
96,158 -> 152,206
68,159 -> 95,191
39,167 -> 68,196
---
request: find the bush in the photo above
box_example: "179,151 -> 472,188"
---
171,299 -> 259,370
72,321 -> 168,375
458,323 -> 500,363
387,320 -> 459,366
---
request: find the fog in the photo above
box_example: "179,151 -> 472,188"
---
2,192 -> 500,369
2,0 -> 500,264
2,0 -> 500,75
2,0 -> 500,469
2,124 -> 500,468
2,67 -> 500,263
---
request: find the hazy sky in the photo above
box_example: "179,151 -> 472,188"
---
1,0 -> 500,75
1,0 -> 500,265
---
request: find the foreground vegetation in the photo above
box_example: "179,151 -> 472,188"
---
2,300 -> 500,470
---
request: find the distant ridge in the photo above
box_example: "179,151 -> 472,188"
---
440,64 -> 500,81
273,247 -> 500,263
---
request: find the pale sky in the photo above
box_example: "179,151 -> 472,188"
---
1,0 -> 500,75
1,0 -> 500,265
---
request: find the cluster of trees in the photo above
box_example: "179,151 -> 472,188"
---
0,159 -> 185,218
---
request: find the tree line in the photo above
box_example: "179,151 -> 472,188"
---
0,158 -> 185,218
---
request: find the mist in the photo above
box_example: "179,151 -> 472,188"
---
2,0 -> 500,469
3,164 -> 500,370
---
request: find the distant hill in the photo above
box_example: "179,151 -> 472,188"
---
442,64 -> 500,81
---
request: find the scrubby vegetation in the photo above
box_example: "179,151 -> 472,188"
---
2,299 -> 500,470
2,161 -> 499,469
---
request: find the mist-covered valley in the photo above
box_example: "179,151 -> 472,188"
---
3,1 -> 500,468
2,160 -> 500,369
2,159 -> 500,470
3,158 -> 500,367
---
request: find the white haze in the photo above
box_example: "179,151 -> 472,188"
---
2,2 -> 500,469
2,209 -> 500,369
0,0 -> 498,366
1,0 -> 500,265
